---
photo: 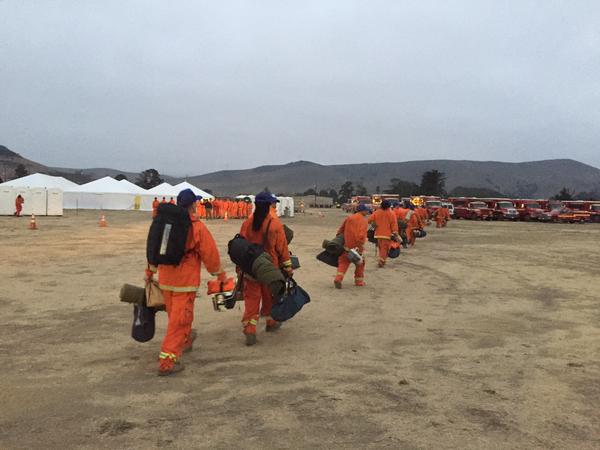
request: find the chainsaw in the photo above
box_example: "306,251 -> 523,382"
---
207,276 -> 243,311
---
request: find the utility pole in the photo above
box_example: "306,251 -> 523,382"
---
314,183 -> 317,208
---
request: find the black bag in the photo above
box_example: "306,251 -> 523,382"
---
146,203 -> 191,266
367,225 -> 377,243
414,229 -> 427,238
131,303 -> 157,342
316,250 -> 339,267
270,278 -> 311,322
227,220 -> 272,274
388,245 -> 400,259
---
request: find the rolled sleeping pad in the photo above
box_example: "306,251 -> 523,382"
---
322,234 -> 345,256
120,283 -> 146,305
251,252 -> 286,298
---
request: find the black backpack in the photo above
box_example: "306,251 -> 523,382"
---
227,219 -> 272,274
146,203 -> 191,266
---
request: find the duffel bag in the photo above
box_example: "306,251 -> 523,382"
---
131,303 -> 157,343
388,241 -> 400,258
270,278 -> 311,322
316,250 -> 339,267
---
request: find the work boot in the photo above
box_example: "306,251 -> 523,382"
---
334,280 -> 342,289
183,330 -> 198,354
355,280 -> 365,287
266,320 -> 282,332
158,359 -> 185,377
245,333 -> 257,346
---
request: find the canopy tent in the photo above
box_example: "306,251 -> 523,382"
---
147,182 -> 179,199
0,173 -> 78,191
173,181 -> 214,200
63,176 -> 153,210
0,173 -> 66,215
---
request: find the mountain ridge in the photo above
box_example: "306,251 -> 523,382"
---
2,145 -> 599,198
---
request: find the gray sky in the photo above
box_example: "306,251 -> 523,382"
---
1,1 -> 599,176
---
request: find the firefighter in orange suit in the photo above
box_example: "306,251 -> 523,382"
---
435,206 -> 450,228
152,197 -> 160,218
146,189 -> 227,376
368,200 -> 399,267
334,203 -> 370,289
406,204 -> 420,246
239,191 -> 293,346
14,194 -> 24,217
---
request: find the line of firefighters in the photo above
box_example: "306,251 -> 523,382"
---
333,200 -> 451,288
151,196 -> 252,220
145,192 -> 450,376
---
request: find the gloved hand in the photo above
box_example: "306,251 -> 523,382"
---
217,271 -> 227,282
144,269 -> 154,282
283,266 -> 294,278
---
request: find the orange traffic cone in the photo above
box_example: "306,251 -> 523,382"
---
223,211 -> 228,222
29,214 -> 38,230
99,214 -> 108,227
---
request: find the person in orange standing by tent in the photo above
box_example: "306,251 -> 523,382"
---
152,197 -> 160,218
212,198 -> 220,219
169,197 -> 175,205
146,189 -> 227,376
239,192 -> 293,346
14,194 -> 24,217
368,200 -> 399,267
161,196 -> 167,204
334,203 -> 370,289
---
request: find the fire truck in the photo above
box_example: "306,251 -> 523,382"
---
449,197 -> 493,220
371,194 -> 400,209
482,198 -> 520,220
514,199 -> 545,221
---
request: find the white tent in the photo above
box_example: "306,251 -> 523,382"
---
0,173 -> 78,190
147,182 -> 179,199
63,176 -> 144,210
173,181 -> 214,200
0,173 -> 66,215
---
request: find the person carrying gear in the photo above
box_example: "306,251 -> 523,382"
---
152,197 -> 159,218
368,200 -> 399,267
334,203 -> 370,289
238,191 -> 293,346
14,194 -> 24,217
146,188 -> 227,376
393,202 -> 410,248
417,205 -> 430,226
436,205 -> 450,228
405,204 -> 421,247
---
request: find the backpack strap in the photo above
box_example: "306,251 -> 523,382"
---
262,218 -> 273,247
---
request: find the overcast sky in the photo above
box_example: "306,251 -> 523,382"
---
1,1 -> 599,176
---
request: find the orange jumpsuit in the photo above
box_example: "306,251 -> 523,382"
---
14,196 -> 24,216
152,199 -> 159,218
335,212 -> 368,286
239,215 -> 292,335
435,207 -> 450,228
406,209 -> 420,246
395,207 -> 410,245
153,213 -> 223,367
368,208 -> 398,265
417,207 -> 429,226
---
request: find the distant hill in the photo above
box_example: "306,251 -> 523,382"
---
0,145 -> 178,184
3,144 -> 600,198
188,159 -> 600,198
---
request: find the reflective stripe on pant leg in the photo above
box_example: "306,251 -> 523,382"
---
242,278 -> 261,327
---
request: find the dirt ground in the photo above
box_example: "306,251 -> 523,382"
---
1,209 -> 599,449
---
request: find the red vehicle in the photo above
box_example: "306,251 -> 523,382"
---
514,200 -> 545,221
483,199 -> 520,221
422,197 -> 443,218
587,202 -> 600,222
371,194 -> 400,210
562,201 -> 592,223
450,198 -> 493,220
539,205 -> 590,223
